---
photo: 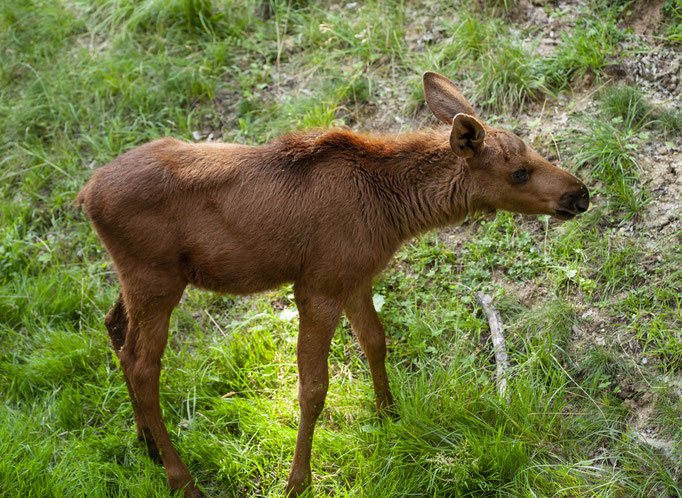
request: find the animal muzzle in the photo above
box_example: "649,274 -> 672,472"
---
555,184 -> 590,220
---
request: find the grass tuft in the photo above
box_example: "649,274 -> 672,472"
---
546,18 -> 626,87
566,114 -> 648,219
663,0 -> 682,43
600,84 -> 682,137
436,12 -> 550,111
599,85 -> 652,127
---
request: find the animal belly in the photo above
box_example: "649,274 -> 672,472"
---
180,247 -> 298,295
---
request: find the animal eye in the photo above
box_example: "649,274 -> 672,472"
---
512,169 -> 529,183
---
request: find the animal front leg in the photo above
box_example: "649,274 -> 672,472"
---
344,284 -> 395,419
286,291 -> 342,496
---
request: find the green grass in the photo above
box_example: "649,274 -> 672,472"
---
568,116 -> 647,218
600,84 -> 682,137
1,0 -> 681,496
430,11 -> 551,111
600,85 -> 652,126
549,21 -> 618,85
664,0 -> 682,43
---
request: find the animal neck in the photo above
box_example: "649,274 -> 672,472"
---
361,132 -> 472,246
272,129 -> 472,249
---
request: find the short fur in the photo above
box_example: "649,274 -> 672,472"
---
77,72 -> 589,497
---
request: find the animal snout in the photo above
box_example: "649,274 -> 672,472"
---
558,184 -> 590,216
574,195 -> 589,213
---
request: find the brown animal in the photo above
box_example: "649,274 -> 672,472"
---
77,72 -> 589,496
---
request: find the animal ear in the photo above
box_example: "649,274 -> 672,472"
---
423,71 -> 478,124
450,113 -> 485,159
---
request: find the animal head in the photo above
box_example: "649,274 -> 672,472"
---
423,71 -> 589,220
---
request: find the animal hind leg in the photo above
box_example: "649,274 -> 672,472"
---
344,284 -> 395,418
104,293 -> 159,461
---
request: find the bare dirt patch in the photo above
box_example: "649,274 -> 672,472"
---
641,147 -> 682,236
625,0 -> 666,37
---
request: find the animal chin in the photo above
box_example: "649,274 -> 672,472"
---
552,209 -> 576,220
481,207 -> 497,221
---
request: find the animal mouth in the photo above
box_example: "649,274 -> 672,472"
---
553,208 -> 577,220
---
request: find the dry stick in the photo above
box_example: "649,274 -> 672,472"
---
475,292 -> 510,401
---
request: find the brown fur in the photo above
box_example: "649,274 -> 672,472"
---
77,72 -> 589,497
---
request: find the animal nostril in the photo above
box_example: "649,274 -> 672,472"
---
575,197 -> 589,213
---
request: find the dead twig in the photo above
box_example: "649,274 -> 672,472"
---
475,292 -> 510,401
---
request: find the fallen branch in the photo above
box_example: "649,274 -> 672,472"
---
475,292 -> 510,401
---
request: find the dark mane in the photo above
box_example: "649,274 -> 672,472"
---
269,128 -> 450,170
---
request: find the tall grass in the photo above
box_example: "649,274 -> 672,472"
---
566,83 -> 682,218
545,17 -> 627,88
601,85 -> 682,136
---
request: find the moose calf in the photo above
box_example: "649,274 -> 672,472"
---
78,72 -> 589,496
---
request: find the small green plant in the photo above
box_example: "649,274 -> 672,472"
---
476,40 -> 550,111
634,310 -> 682,371
600,85 -> 651,126
436,12 -> 549,111
654,107 -> 682,136
105,0 -> 216,35
473,0 -> 519,15
446,12 -> 504,63
460,212 -> 548,285
577,345 -> 626,393
300,2 -> 405,63
621,260 -> 682,371
546,18 -> 625,88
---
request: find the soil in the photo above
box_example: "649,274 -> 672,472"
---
627,0 -> 667,37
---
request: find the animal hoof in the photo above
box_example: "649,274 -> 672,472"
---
169,478 -> 202,498
184,484 -> 203,498
285,473 -> 311,497
376,397 -> 398,421
168,470 -> 201,497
